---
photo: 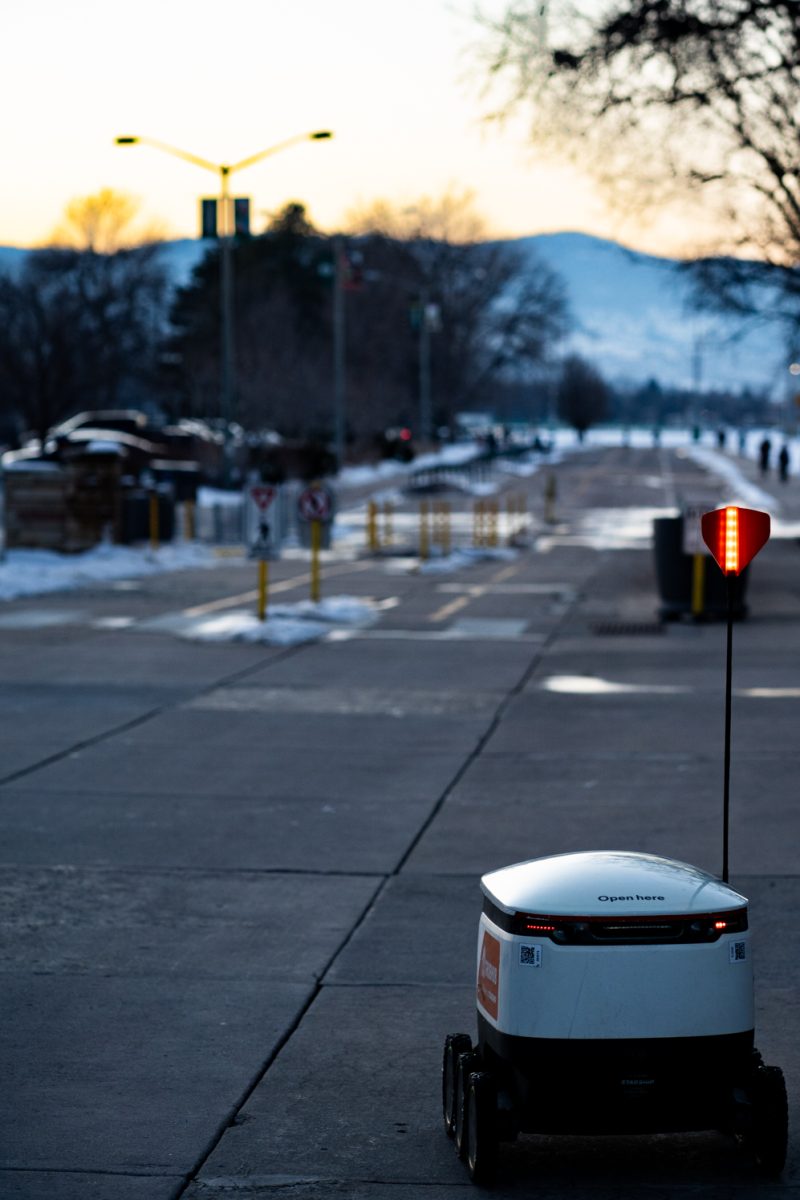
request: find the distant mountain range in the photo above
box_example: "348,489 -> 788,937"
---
517,233 -> 787,397
0,232 -> 788,396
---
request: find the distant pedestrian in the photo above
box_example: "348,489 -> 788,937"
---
738,430 -> 747,455
717,428 -> 726,450
779,444 -> 790,482
759,437 -> 771,475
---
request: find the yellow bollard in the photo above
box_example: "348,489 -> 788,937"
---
183,498 -> 196,542
419,500 -> 430,562
691,553 -> 705,618
367,500 -> 379,553
149,490 -> 160,551
383,501 -> 394,546
487,498 -> 499,548
433,500 -> 451,556
544,473 -> 557,524
473,499 -> 485,548
257,560 -> 269,621
310,519 -> 322,602
506,492 -> 526,542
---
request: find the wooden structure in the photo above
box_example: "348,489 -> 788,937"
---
4,450 -> 125,552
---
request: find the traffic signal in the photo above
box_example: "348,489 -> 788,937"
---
200,198 -> 218,239
234,197 -> 251,237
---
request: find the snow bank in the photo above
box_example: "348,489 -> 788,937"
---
0,542 -> 223,601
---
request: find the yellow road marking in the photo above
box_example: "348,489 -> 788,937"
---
429,560 -> 522,622
429,595 -> 472,623
491,563 -> 520,583
182,560 -> 373,618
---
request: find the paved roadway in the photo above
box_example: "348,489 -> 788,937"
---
2,444 -> 799,1199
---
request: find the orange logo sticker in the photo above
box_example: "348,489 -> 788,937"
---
477,929 -> 501,1019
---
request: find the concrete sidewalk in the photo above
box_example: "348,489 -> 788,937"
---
184,464 -> 799,1197
2,445 -> 797,1199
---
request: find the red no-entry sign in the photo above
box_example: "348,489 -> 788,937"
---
701,506 -> 770,576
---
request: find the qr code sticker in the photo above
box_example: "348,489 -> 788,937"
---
520,944 -> 542,968
730,941 -> 747,963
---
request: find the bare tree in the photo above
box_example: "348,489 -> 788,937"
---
347,192 -> 570,431
347,188 -> 487,244
167,193 -> 570,447
49,188 -> 165,253
0,246 -> 169,445
477,1 -> 800,343
480,4 -> 799,245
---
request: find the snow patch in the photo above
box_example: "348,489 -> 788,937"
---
174,595 -> 380,645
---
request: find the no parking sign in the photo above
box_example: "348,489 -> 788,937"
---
296,483 -> 334,603
297,484 -> 334,524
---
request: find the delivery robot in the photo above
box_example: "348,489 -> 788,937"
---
442,850 -> 788,1184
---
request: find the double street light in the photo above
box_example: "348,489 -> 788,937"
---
115,130 -> 332,432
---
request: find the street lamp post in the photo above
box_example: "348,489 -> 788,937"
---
115,130 -> 332,432
332,235 -> 347,471
787,361 -> 800,437
417,289 -> 437,445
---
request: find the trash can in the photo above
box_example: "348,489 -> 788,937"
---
119,487 -> 175,544
653,515 -> 748,620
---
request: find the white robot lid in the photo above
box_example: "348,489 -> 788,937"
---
481,851 -> 748,917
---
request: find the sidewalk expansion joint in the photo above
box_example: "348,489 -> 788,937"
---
0,641 -> 308,791
174,559 -> 593,1199
0,1166 -> 183,1179
389,572 -> 586,879
173,875 -> 387,1200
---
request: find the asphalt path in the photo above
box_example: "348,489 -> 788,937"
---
2,444 -> 799,1199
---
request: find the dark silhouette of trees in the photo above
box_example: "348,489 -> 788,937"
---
165,202 -> 333,434
167,195 -> 570,444
557,355 -> 610,439
345,192 -> 569,435
0,189 -> 570,456
0,245 -> 169,445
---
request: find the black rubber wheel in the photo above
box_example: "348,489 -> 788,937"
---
750,1064 -> 788,1176
466,1070 -> 499,1186
442,1034 -> 472,1137
454,1049 -> 481,1161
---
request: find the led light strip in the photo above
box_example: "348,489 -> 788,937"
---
724,506 -> 739,574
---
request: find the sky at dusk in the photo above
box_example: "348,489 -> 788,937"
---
3,0 -> 708,255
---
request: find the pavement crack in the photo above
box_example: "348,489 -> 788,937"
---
388,570 -> 588,878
